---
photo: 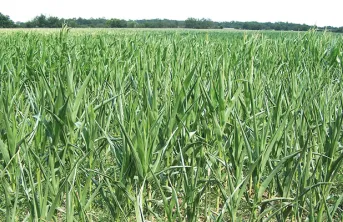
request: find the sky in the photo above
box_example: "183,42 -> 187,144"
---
1,0 -> 343,27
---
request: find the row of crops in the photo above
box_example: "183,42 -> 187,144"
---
0,27 -> 343,221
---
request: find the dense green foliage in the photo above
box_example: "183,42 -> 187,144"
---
18,15 -> 185,29
0,13 -> 16,28
2,12 -> 343,32
220,21 -> 310,31
185,18 -> 218,29
0,28 -> 343,221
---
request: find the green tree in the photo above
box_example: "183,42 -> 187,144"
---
107,19 -> 127,28
30,14 -> 48,27
199,18 -> 214,29
0,12 -> 15,28
185,17 -> 197,28
47,16 -> 62,28
185,18 -> 214,29
127,20 -> 138,28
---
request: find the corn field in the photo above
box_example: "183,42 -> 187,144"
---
0,27 -> 343,221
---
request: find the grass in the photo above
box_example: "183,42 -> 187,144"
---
0,26 -> 342,221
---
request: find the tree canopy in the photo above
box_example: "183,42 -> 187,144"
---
0,13 -> 15,28
1,12 -> 342,33
185,18 -> 218,29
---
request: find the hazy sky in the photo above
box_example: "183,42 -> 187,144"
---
2,0 -> 343,27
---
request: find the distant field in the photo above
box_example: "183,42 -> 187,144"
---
0,27 -> 311,32
0,27 -> 342,221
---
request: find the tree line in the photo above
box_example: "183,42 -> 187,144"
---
1,12 -> 343,33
